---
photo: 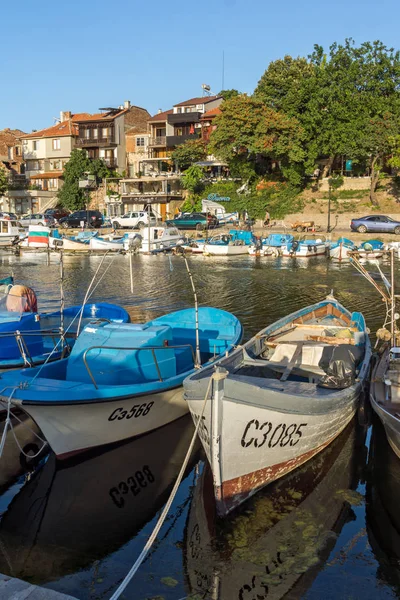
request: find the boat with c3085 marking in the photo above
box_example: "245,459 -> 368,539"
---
184,296 -> 371,516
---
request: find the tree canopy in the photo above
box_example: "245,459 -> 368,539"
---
58,149 -> 117,211
171,139 -> 207,171
0,167 -> 8,197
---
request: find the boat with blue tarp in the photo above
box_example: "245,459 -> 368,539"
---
282,234 -> 328,257
0,306 -> 242,458
249,233 -> 294,256
0,287 -> 130,370
330,237 -> 385,261
203,230 -> 255,256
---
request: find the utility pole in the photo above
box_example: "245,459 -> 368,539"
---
327,183 -> 332,233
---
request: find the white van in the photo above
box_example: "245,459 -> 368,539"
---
111,211 -> 157,229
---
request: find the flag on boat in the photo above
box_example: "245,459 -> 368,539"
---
28,225 -> 50,247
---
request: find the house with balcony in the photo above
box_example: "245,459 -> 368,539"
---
148,95 -> 223,158
74,106 -> 129,172
119,174 -> 182,221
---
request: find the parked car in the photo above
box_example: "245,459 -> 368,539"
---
18,213 -> 55,227
350,215 -> 400,234
44,208 -> 70,223
111,211 -> 157,229
166,212 -> 219,230
59,210 -> 103,229
0,212 -> 18,220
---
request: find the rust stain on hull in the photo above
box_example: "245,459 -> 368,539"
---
217,431 -> 342,517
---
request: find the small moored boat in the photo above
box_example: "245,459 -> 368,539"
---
184,296 -> 371,516
281,235 -> 327,257
203,230 -> 254,256
248,233 -> 294,257
0,307 -> 242,458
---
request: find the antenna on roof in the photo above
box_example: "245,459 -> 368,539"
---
53,117 -> 61,124
201,84 -> 212,97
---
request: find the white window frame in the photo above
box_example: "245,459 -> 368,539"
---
52,139 -> 61,150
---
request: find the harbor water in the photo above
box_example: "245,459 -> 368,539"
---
0,251 -> 398,600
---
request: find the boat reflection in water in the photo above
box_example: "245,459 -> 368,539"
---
0,415 -> 198,584
367,419 -> 400,592
184,418 -> 366,600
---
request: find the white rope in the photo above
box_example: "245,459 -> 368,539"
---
109,375 -> 214,600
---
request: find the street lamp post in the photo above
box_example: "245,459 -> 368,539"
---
327,183 -> 332,233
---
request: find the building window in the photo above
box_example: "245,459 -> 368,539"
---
48,178 -> 58,190
93,129 -> 98,139
51,160 -> 61,170
102,128 -> 109,138
7,147 -> 13,159
85,129 -> 91,139
136,137 -> 146,147
33,141 -> 37,151
176,108 -> 182,114
52,139 -> 61,150
15,147 -> 20,156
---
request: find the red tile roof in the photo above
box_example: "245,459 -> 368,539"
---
72,109 -> 128,123
200,107 -> 222,119
30,171 -> 64,179
23,121 -> 78,139
148,109 -> 173,122
174,96 -> 221,107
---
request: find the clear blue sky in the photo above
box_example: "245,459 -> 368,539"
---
2,0 -> 399,132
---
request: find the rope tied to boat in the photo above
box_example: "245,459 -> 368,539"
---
108,373 -> 215,600
0,386 -> 48,461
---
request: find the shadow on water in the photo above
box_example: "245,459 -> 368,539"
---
366,417 -> 400,594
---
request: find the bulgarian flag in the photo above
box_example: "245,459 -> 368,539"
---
28,225 -> 50,247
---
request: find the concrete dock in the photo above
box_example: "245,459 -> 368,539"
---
0,574 -> 78,599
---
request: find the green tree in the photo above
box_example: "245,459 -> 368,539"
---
0,167 -> 8,197
209,95 -> 305,184
171,139 -> 207,171
218,89 -> 241,101
58,149 -> 118,211
180,165 -> 205,207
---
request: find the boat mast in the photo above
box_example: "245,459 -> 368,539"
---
391,247 -> 396,346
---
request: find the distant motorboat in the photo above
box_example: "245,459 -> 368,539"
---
248,233 -> 294,257
0,218 -> 23,247
282,235 -> 327,257
203,230 -> 254,256
124,226 -> 185,253
330,237 -> 384,261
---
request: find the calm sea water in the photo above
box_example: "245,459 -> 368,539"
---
0,252 -> 398,600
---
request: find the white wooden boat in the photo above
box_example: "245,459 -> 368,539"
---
0,218 -> 22,247
184,296 -> 371,516
185,418 -> 364,599
370,347 -> 400,459
89,236 -> 125,251
330,238 -> 384,261
182,239 -> 206,254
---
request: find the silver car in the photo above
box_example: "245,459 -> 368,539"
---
18,213 -> 55,227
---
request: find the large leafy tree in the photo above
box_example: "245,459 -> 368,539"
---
218,89 -> 241,101
171,139 -> 207,171
58,149 -> 117,211
0,166 -> 8,197
209,95 -> 305,184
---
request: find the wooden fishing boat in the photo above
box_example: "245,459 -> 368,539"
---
0,415 -> 199,583
185,418 -> 365,599
0,307 -> 242,458
203,231 -> 254,256
370,347 -> 400,458
184,296 -> 371,516
330,237 -> 384,261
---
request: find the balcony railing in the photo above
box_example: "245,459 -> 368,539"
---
76,137 -> 116,147
166,134 -> 200,148
167,112 -> 201,125
149,136 -> 166,147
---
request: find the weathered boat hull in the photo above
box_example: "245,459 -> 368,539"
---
89,238 -> 124,251
9,385 -> 188,459
370,350 -> 400,459
186,376 -> 360,516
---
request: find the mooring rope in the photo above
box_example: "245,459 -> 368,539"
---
108,374 -> 215,600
